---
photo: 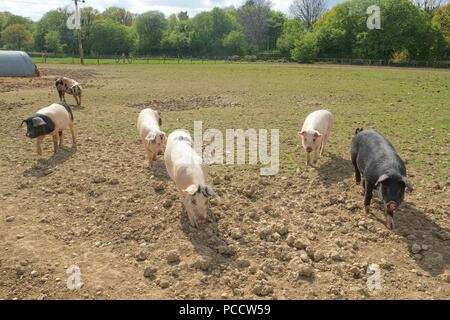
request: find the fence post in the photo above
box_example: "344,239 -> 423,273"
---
97,55 -> 100,65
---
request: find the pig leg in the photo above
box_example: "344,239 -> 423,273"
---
58,90 -> 64,101
69,122 -> 76,145
361,178 -> 366,195
147,150 -> 154,167
74,94 -> 80,106
52,134 -> 58,153
351,154 -> 361,184
364,181 -> 373,214
59,131 -> 64,147
181,194 -> 196,226
313,149 -> 319,164
36,136 -> 44,156
306,152 -> 311,166
385,211 -> 395,230
320,136 -> 326,156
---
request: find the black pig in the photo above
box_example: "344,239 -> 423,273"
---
351,128 -> 413,229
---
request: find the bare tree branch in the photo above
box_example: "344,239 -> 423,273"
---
290,0 -> 327,31
413,0 -> 449,15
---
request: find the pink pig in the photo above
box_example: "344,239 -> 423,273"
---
298,109 -> 333,166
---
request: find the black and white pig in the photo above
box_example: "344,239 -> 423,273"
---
351,128 -> 413,229
22,102 -> 76,155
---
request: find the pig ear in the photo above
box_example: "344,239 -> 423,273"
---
297,131 -> 305,137
375,174 -> 390,187
205,185 -> 220,200
314,131 -> 322,138
402,177 -> 413,193
32,117 -> 46,127
184,184 -> 199,196
20,120 -> 26,127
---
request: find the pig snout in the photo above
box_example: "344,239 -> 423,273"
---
197,218 -> 206,225
306,147 -> 313,153
387,201 -> 397,212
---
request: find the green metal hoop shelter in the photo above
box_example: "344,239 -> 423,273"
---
0,51 -> 38,77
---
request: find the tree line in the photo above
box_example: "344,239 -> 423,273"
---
0,0 -> 449,63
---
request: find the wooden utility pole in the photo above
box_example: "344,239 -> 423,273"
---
73,0 -> 85,64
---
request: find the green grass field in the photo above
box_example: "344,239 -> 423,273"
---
32,56 -> 231,65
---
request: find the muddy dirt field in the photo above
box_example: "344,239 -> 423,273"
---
0,63 -> 448,300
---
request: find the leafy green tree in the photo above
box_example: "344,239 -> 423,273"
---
277,18 -> 305,56
162,29 -> 192,56
103,7 -> 134,26
177,11 -> 189,21
432,3 -> 450,58
190,8 -> 235,56
135,11 -> 167,55
91,20 -> 137,55
223,30 -> 248,55
314,0 -> 444,60
1,24 -> 33,50
266,11 -> 286,50
432,3 -> 450,40
80,7 -> 100,55
34,9 -> 75,53
0,12 -> 10,31
2,13 -> 34,32
291,32 -> 319,62
44,30 -> 62,52
0,12 -> 10,47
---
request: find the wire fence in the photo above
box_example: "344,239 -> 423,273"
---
28,52 -> 450,69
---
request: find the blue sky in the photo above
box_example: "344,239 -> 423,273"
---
0,0 -> 346,21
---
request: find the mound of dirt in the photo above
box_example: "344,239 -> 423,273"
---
126,96 -> 243,112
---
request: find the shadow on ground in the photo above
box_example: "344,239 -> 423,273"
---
369,197 -> 449,276
317,153 -> 353,185
180,206 -> 236,271
23,146 -> 77,177
394,202 -> 449,276
148,160 -> 170,181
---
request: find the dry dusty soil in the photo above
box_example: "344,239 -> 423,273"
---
0,63 -> 449,300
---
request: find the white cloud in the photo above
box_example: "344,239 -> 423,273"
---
0,0 -> 345,21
